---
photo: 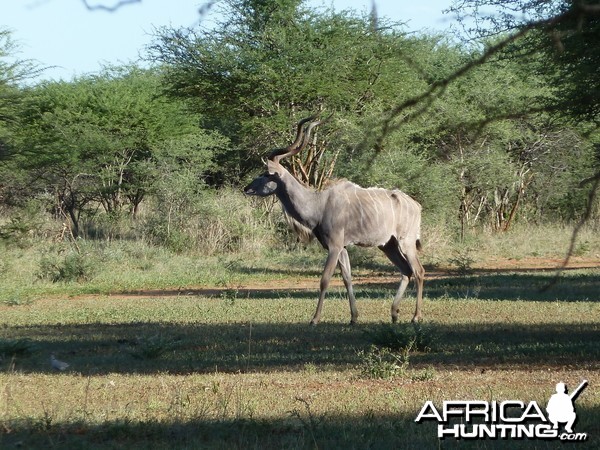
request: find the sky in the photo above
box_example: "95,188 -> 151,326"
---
1,0 -> 459,82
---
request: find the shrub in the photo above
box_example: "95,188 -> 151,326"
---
0,338 -> 37,357
37,250 -> 95,283
359,324 -> 440,379
129,334 -> 174,360
363,323 -> 438,353
357,345 -> 409,380
0,217 -> 32,246
448,247 -> 476,276
143,187 -> 277,255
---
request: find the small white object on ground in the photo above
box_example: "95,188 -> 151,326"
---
50,354 -> 70,371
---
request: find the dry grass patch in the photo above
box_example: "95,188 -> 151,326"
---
0,265 -> 598,448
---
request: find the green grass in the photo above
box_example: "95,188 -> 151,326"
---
0,265 -> 599,448
0,223 -> 599,448
2,221 -> 600,305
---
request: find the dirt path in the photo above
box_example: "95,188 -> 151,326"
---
98,256 -> 600,301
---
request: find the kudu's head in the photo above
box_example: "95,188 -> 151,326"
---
244,115 -> 326,197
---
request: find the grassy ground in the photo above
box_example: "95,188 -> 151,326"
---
0,224 -> 599,448
1,259 -> 599,448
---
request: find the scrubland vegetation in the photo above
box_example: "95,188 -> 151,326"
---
1,200 -> 598,448
1,0 -> 599,448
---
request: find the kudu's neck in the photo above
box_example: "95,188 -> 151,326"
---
276,168 -> 321,229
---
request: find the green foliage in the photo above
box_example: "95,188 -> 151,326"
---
545,6 -> 600,120
148,0 -> 433,179
38,250 -> 95,283
4,65 -> 228,237
455,0 -> 599,120
1,3 -> 599,250
144,187 -> 275,254
0,216 -> 32,246
448,247 -> 477,276
129,334 -> 175,360
359,323 -> 440,379
0,200 -> 49,247
363,323 -> 439,353
357,344 -> 410,380
0,30 -> 40,143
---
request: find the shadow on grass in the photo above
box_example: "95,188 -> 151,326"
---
421,270 -> 600,302
1,406 -> 598,449
117,269 -> 600,303
349,268 -> 600,303
118,286 -> 321,300
1,268 -> 598,375
2,319 -> 598,375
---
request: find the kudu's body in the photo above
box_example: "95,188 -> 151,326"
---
244,117 -> 424,324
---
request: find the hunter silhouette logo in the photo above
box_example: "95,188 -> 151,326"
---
546,380 -> 588,434
415,379 -> 589,441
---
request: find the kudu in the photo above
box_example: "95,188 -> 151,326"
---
244,116 -> 425,325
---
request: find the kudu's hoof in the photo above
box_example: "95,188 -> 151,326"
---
309,320 -> 318,327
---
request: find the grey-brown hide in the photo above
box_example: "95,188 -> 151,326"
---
244,117 -> 425,325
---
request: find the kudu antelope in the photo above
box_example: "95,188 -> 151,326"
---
244,116 -> 425,325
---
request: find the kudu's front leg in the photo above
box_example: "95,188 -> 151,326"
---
310,248 -> 342,326
338,248 -> 358,324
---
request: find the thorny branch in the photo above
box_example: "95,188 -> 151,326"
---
543,171 -> 600,291
371,2 -> 600,282
374,4 -> 600,153
79,0 -> 218,16
81,0 -> 141,12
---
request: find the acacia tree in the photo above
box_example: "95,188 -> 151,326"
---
348,1 -> 598,233
449,0 -> 599,120
447,0 -> 599,234
148,0 -> 598,232
147,0 -> 428,188
0,29 -> 43,209
8,66 -> 223,236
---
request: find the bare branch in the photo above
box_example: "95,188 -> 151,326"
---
373,3 -> 600,153
542,169 -> 600,291
81,0 -> 141,12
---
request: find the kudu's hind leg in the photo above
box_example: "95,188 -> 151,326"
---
379,239 -> 415,323
310,247 -> 342,326
404,247 -> 425,323
338,248 -> 358,324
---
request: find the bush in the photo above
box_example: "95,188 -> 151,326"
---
357,345 -> 410,380
0,217 -> 32,245
0,338 -> 37,357
359,324 -> 440,380
363,323 -> 439,353
37,250 -> 95,283
129,334 -> 174,360
0,199 -> 59,247
448,247 -> 476,276
143,187 -> 277,255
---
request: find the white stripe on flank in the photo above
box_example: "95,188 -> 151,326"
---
354,186 -> 364,228
385,191 -> 396,228
365,189 -> 380,226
